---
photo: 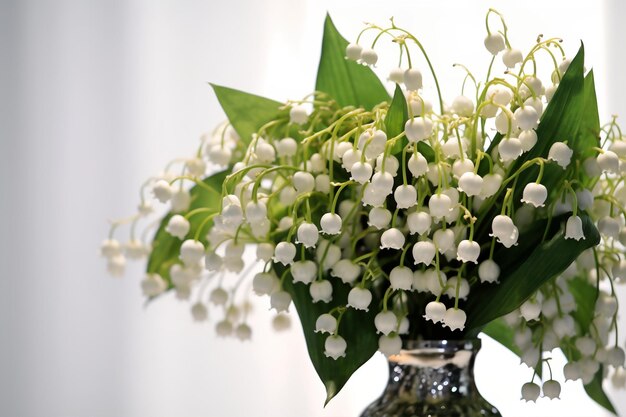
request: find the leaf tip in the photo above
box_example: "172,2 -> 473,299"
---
324,381 -> 337,407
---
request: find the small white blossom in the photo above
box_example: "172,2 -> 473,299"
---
165,215 -> 190,239
289,105 -> 308,125
565,216 -> 585,240
424,301 -> 446,323
484,33 -> 505,55
315,313 -> 337,334
320,213 -> 342,235
389,266 -> 413,290
345,43 -> 362,60
548,142 -> 573,169
442,307 -> 466,331
324,335 -> 347,360
378,334 -> 402,357
274,242 -> 296,265
521,382 -> 541,402
375,311 -> 398,335
380,228 -> 405,250
347,287 -> 372,311
310,280 -> 333,303
521,183 -> 548,207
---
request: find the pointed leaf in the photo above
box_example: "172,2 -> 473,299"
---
211,83 -> 283,145
465,214 -> 600,330
316,14 -> 389,109
385,84 -> 409,154
147,170 -> 228,283
275,263 -> 380,404
481,319 -> 521,357
582,370 -> 617,415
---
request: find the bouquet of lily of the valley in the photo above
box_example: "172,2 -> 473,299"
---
102,9 -> 626,411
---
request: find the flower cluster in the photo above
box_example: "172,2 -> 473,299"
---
103,9 -> 626,404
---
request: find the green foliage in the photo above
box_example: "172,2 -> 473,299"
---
465,214 -> 599,331
276,264 -> 381,405
210,83 -> 284,145
315,14 -> 390,110
147,171 -> 228,283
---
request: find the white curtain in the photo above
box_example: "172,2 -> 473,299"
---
1,1 -> 624,416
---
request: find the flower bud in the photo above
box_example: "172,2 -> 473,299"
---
404,68 -> 423,91
502,48 -> 523,68
345,43 -> 362,60
289,105 -> 308,125
484,33 -> 505,55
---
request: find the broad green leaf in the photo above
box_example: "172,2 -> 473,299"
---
210,83 -> 283,145
576,70 -> 601,159
465,214 -> 599,330
275,264 -> 380,404
582,370 -> 617,415
315,14 -> 389,109
385,84 -> 409,154
147,170 -> 228,283
568,275 -> 597,331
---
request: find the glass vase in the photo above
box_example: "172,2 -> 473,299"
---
360,339 -> 501,417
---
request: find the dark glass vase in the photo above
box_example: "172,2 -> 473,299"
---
360,339 -> 501,417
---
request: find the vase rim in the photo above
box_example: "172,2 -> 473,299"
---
401,338 -> 481,351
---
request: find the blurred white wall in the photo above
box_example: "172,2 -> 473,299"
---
1,1 -> 624,416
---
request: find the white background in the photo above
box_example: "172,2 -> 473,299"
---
1,0 -> 626,416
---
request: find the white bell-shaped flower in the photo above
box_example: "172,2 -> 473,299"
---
565,216 -> 585,241
289,105 -> 308,125
443,307 -> 466,331
141,273 -> 167,297
152,180 -> 173,203
458,172 -> 483,196
498,137 -> 523,162
252,272 -> 278,295
478,259 -> 500,283
548,142 -> 573,169
378,334 -> 402,357
100,237 -> 121,259
575,337 -> 596,356
388,67 -> 404,84
275,137 -> 298,157
451,95 -> 474,116
320,213 -> 342,235
341,149 -> 361,171
350,161 -> 373,184
371,171 -> 394,193
502,48 -> 523,68
408,152 -> 428,177
381,228 -> 406,250
324,335 -> 347,360
514,106 -> 539,131
191,302 -> 208,322
428,270 -> 448,295
273,242 -> 296,265
429,193 -> 452,218
310,280 -> 333,303
245,201 -> 267,222
293,171 -> 315,194
598,216 -> 620,238
207,145 -> 232,166
330,259 -> 361,284
490,215 -> 519,248
520,298 -> 541,321
204,251 -> 222,272
521,183 -> 547,207
255,142 -> 276,163
457,240 -> 480,263
270,290 -> 291,312
389,266 -> 414,290
404,68 -> 423,91
315,313 -> 337,334
424,301 -> 446,323
180,240 -> 205,266
484,33 -> 505,55
481,173 -> 503,198
375,154 -> 399,176
405,117 -> 433,142
347,287 -> 372,311
519,130 -> 538,152
360,48 -> 378,66
394,184 -> 418,208
291,260 -> 317,284
412,240 -> 436,265
165,215 -> 190,239
563,362 -> 582,382
278,186 -> 297,206
444,277 -> 470,300
210,287 -> 229,305
495,109 -> 515,135
235,323 -> 252,341
296,222 -> 319,248
256,242 -> 274,262
521,382 -> 541,402
364,130 -> 388,159
215,320 -> 233,337
607,347 -> 626,368
315,174 -> 330,193
368,207 -> 392,230
316,240 -> 341,270
171,189 -> 191,213
542,380 -> 561,400
407,211 -> 431,235
452,159 -> 474,179
597,150 -> 620,173
345,43 -> 362,60
433,228 -> 455,253
375,311 -> 398,335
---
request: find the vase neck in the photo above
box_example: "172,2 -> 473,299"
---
385,339 -> 480,402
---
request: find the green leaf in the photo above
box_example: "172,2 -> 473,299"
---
275,264 -> 380,405
582,370 -> 617,414
576,70 -> 601,159
568,275 -> 597,331
210,83 -> 283,145
465,214 -> 600,330
147,170 -> 228,283
315,14 -> 389,109
385,84 -> 409,154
